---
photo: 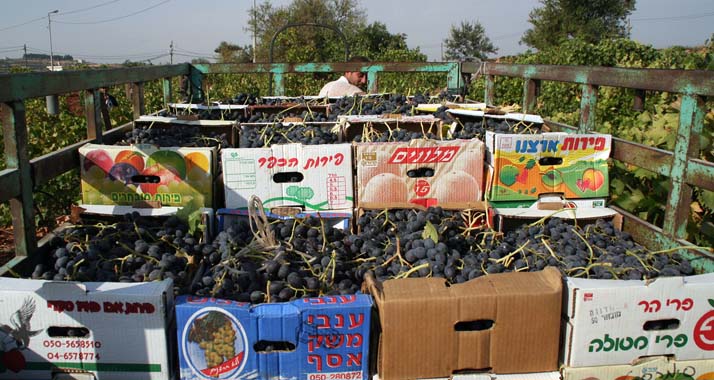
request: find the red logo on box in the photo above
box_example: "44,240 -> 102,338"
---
584,293 -> 593,301
388,146 -> 460,164
414,179 -> 431,197
694,309 -> 714,350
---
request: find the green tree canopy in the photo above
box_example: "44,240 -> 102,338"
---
214,41 -> 253,63
443,21 -> 497,61
521,0 -> 636,51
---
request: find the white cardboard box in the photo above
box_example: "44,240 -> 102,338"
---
563,272 -> 714,367
562,356 -> 714,380
0,278 -> 174,380
222,144 -> 353,211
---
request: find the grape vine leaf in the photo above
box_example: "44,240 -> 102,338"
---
176,198 -> 205,235
700,189 -> 714,211
422,221 -> 439,243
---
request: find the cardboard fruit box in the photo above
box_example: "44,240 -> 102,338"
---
80,143 -> 217,209
561,356 -> 714,380
562,272 -> 714,368
136,115 -> 239,147
485,131 -> 611,202
176,294 -> 372,380
339,115 -> 444,142
355,138 -> 485,209
0,278 -> 174,380
222,144 -> 353,211
363,267 -> 563,379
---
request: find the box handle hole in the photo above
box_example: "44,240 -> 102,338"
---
254,340 -> 296,353
47,326 -> 90,338
454,320 -> 494,331
273,172 -> 304,183
131,175 -> 160,184
643,318 -> 680,331
407,167 -> 435,178
539,157 -> 563,166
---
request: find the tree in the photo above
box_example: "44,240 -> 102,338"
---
214,41 -> 252,63
443,21 -> 497,61
521,0 -> 636,50
352,22 -> 426,61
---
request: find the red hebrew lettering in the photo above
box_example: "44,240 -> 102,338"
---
440,147 -> 457,161
76,301 -> 100,313
288,158 -> 298,167
388,146 -> 460,164
334,314 -> 345,328
334,153 -> 344,165
316,315 -> 330,329
348,313 -> 364,329
308,355 -> 323,371
338,295 -> 356,304
186,296 -> 209,304
268,157 -> 278,168
304,158 -> 317,169
651,300 -> 661,312
562,137 -> 576,151
308,335 -> 323,352
325,335 -> 344,349
277,158 -> 287,167
682,298 -> 694,311
594,137 -> 606,150
47,300 -> 74,313
326,354 -> 343,368
320,157 -> 329,166
347,353 -> 362,367
667,299 -> 682,310
347,333 -> 363,347
258,157 -> 267,168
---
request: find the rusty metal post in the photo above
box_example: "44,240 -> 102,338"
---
633,89 -> 646,111
523,78 -> 540,114
579,84 -> 598,133
84,89 -> 103,141
485,75 -> 495,105
662,93 -> 704,240
130,82 -> 145,119
0,101 -> 36,259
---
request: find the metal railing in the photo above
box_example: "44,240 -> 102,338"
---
0,61 -> 712,274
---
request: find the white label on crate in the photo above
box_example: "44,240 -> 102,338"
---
307,371 -> 363,380
224,158 -> 257,189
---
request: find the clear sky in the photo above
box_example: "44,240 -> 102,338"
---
1,0 -> 713,64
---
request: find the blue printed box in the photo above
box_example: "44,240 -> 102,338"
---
176,294 -> 372,380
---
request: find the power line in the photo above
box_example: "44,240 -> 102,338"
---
631,11 -> 714,22
0,16 -> 46,32
54,0 -> 171,25
174,46 -> 215,56
58,0 -> 122,16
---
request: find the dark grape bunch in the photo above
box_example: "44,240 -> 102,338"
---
191,217 -> 358,303
410,91 -> 461,105
258,97 -> 323,106
327,94 -> 413,121
350,125 -> 440,143
246,110 -> 329,123
352,208 -> 695,284
448,118 -> 543,140
118,124 -> 231,148
240,122 -> 339,147
34,213 -> 203,295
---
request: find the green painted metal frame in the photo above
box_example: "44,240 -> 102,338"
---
473,62 -> 714,257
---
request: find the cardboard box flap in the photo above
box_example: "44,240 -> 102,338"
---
0,277 -> 171,296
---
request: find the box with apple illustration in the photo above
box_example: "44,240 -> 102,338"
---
79,143 -> 216,208
485,131 -> 611,202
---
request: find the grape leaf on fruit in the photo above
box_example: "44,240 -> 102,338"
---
699,189 -> 714,211
177,198 -> 205,235
525,159 -> 536,170
422,221 -> 439,243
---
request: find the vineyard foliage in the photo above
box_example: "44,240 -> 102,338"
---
0,37 -> 712,247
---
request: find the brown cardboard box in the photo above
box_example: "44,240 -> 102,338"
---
364,267 -> 563,380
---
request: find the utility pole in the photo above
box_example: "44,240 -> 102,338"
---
252,0 -> 257,63
47,9 -> 58,71
23,44 -> 27,68
440,42 -> 444,61
170,40 -> 174,64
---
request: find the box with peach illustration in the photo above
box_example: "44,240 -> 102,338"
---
485,131 -> 611,202
355,138 -> 485,209
79,143 -> 216,208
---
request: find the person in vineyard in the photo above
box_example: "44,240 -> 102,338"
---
318,56 -> 369,97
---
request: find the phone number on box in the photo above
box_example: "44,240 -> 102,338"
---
43,340 -> 102,349
47,352 -> 98,361
308,372 -> 362,380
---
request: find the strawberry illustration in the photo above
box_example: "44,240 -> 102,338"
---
515,169 -> 528,184
1,349 -> 26,373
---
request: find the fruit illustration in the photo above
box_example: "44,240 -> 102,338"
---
499,165 -> 520,186
108,163 -> 140,184
139,165 -> 182,195
83,149 -> 113,173
576,168 -> 605,192
115,150 -> 145,172
697,372 -> 714,380
185,152 -> 209,173
146,151 -> 187,179
362,173 -> 407,203
515,169 -> 528,184
542,169 -> 563,187
434,170 -> 478,202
